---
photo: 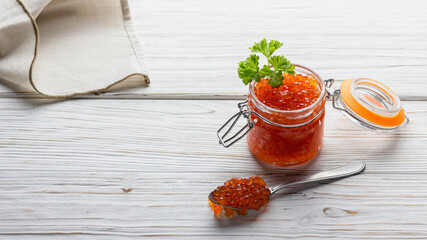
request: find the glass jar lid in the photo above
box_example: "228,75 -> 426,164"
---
333,78 -> 408,132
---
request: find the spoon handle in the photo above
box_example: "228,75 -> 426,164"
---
269,162 -> 366,195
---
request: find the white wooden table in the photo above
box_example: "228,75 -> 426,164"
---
1,0 -> 427,239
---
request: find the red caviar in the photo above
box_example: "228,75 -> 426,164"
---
254,73 -> 320,110
209,176 -> 270,217
247,71 -> 326,166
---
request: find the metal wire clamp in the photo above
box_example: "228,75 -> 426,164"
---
217,101 -> 255,148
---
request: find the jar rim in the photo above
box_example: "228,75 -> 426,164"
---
350,78 -> 401,116
248,64 -> 326,114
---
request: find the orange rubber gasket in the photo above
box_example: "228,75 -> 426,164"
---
340,78 -> 406,127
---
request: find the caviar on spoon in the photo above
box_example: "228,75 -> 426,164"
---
208,162 -> 366,217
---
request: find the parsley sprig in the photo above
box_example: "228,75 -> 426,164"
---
237,39 -> 295,88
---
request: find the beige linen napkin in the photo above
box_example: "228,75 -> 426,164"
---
0,0 -> 150,98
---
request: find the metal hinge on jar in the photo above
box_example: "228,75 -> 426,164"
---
324,78 -> 347,111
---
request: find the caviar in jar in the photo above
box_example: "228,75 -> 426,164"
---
246,65 -> 326,166
209,176 -> 270,217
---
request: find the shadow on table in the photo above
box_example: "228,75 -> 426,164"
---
212,176 -> 349,228
0,75 -> 150,106
255,153 -> 321,174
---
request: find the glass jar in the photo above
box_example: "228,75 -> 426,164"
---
217,65 -> 408,167
246,65 -> 326,166
218,64 -> 326,167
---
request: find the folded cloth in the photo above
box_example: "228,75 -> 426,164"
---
0,0 -> 150,98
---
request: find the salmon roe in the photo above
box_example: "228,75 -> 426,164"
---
209,176 -> 270,217
253,73 -> 321,111
247,71 -> 326,166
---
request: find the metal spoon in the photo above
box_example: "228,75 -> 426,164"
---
209,162 -> 366,211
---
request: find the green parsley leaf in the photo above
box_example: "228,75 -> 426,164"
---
250,39 -> 284,58
268,71 -> 285,88
238,39 -> 295,88
284,64 -> 295,75
249,39 -> 268,57
267,40 -> 283,57
259,65 -> 274,78
268,55 -> 294,75
237,54 -> 260,85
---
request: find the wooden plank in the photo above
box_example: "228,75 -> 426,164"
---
1,171 -> 427,239
0,98 -> 426,238
1,0 -> 427,99
0,98 -> 424,174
